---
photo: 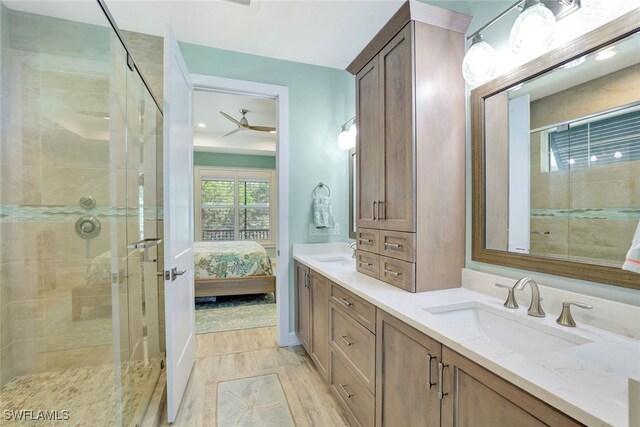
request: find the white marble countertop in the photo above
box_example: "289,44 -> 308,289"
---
293,243 -> 640,427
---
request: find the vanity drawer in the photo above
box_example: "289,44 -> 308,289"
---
356,250 -> 380,279
330,349 -> 375,427
332,284 -> 376,333
330,303 -> 376,393
380,256 -> 416,292
379,230 -> 416,262
356,228 -> 380,253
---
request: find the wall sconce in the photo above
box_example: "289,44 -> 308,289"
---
338,117 -> 356,150
462,0 -> 581,87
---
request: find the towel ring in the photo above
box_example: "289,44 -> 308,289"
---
312,182 -> 330,197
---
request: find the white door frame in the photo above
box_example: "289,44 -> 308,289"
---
191,74 -> 290,347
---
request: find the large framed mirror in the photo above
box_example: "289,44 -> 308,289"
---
472,8 -> 640,289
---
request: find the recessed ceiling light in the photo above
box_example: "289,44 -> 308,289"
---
198,122 -> 207,128
269,130 -> 276,134
614,151 -> 623,159
568,158 -> 575,165
590,155 -> 598,162
103,116 -> 110,120
595,49 -> 616,61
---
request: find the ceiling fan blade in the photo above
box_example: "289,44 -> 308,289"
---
223,127 -> 245,137
219,111 -> 244,127
247,125 -> 276,132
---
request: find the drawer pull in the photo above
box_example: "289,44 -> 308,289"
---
340,334 -> 353,346
358,238 -> 372,243
427,354 -> 436,389
384,242 -> 402,249
359,261 -> 373,268
338,297 -> 353,307
438,362 -> 449,400
384,269 -> 402,277
339,383 -> 354,399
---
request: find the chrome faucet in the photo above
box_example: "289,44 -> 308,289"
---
513,277 -> 545,318
348,242 -> 356,258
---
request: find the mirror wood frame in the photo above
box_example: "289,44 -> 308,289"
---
472,8 -> 640,290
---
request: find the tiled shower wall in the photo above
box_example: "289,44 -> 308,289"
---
0,6 -> 163,392
530,64 -> 640,265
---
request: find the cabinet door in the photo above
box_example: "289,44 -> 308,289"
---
379,23 -> 415,232
356,55 -> 383,230
310,271 -> 330,381
441,347 -> 582,427
376,310 -> 441,427
294,261 -> 311,353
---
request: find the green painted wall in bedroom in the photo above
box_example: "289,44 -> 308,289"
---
194,152 -> 276,169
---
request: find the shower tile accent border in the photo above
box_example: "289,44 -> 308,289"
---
531,207 -> 640,220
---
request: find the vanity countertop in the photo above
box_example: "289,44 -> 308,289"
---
293,243 -> 640,427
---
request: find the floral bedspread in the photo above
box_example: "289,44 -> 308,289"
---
194,241 -> 273,280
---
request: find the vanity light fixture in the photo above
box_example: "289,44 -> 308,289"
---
338,117 -> 356,150
509,0 -> 556,58
462,0 -> 581,87
462,34 -> 498,87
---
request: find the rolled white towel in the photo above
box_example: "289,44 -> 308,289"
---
622,220 -> 640,274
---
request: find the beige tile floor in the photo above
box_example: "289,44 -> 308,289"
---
163,327 -> 350,427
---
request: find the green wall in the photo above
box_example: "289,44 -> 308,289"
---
194,152 -> 276,169
179,42 -> 356,327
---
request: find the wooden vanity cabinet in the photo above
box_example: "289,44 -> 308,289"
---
376,308 -> 582,427
295,262 -> 331,382
294,261 -> 312,354
351,1 -> 470,292
376,310 -> 442,427
310,271 -> 330,381
440,348 -> 582,427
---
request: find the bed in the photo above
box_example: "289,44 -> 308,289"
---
194,241 -> 276,299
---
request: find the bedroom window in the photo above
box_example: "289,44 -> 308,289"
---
195,168 -> 276,245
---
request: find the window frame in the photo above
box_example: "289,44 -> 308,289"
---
194,166 -> 277,247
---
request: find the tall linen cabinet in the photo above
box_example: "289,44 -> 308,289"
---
349,1 -> 471,292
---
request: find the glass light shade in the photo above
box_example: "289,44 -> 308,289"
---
509,2 -> 556,59
337,123 -> 356,150
462,39 -> 497,87
581,0 -> 625,20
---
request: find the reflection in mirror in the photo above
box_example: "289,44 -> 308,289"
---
485,32 -> 640,268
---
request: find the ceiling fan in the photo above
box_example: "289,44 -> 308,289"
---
219,108 -> 276,137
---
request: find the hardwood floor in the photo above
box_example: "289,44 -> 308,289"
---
162,327 -> 350,426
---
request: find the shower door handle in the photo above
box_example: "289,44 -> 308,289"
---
171,267 -> 186,281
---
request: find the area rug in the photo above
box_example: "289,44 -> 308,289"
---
195,293 -> 276,334
217,374 -> 294,427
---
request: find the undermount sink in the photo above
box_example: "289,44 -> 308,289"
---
314,256 -> 355,267
424,302 -> 592,357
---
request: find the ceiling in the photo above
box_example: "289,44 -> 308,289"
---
193,90 -> 277,156
103,0 -> 513,70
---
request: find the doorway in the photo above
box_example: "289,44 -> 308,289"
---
190,75 -> 290,347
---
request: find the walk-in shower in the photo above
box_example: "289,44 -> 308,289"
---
0,1 -> 164,425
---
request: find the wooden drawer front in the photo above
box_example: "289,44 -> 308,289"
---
331,350 -> 375,427
356,250 -> 380,279
330,303 -> 376,393
356,228 -> 380,253
380,256 -> 416,292
332,285 -> 376,333
380,230 -> 415,262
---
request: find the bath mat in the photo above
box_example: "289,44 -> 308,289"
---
217,374 -> 294,427
195,293 -> 276,334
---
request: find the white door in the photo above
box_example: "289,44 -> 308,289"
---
163,24 -> 195,423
